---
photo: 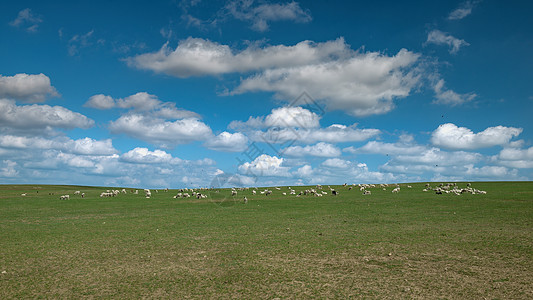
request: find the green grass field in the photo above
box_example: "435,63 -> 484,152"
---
1,182 -> 532,298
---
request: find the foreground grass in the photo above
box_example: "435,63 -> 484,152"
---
0,182 -> 532,298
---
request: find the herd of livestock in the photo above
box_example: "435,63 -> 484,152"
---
18,182 -> 487,201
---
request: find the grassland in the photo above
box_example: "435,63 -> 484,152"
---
0,182 -> 532,299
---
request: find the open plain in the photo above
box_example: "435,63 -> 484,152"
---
0,182 -> 532,298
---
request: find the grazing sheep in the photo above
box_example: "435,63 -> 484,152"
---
60,195 -> 70,200
331,190 -> 338,196
231,190 -> 237,196
363,190 -> 371,195
21,193 -> 27,196
74,191 -> 81,195
244,196 -> 248,204
81,193 -> 85,198
392,187 -> 400,193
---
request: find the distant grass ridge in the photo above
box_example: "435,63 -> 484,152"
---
1,182 -> 532,298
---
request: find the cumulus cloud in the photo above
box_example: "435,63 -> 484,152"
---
204,131 -> 248,152
9,8 -> 42,32
0,99 -> 94,134
129,37 -> 421,116
0,73 -> 59,103
238,154 -> 291,177
250,124 -> 380,144
493,146 -> 533,169
345,140 -> 427,156
0,135 -> 117,156
432,79 -> 476,106
426,30 -> 469,54
0,160 -> 18,177
225,0 -> 312,31
233,48 -> 421,116
109,114 -> 212,147
128,37 -> 348,77
448,1 -> 479,20
230,106 -> 380,144
431,123 -> 522,150
295,164 -> 313,177
121,147 -> 178,164
85,92 -> 201,119
230,106 -> 320,130
283,142 -> 341,157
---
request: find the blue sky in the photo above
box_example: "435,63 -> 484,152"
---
1,0 -> 532,188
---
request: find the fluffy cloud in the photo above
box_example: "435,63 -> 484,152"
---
230,106 -> 320,130
426,30 -> 470,54
238,154 -> 290,177
204,131 -> 248,152
9,8 -> 42,32
448,1 -> 479,20
85,92 -> 200,118
493,146 -> 533,169
233,48 -> 421,116
0,160 -> 18,177
431,123 -> 522,150
295,164 -> 313,177
0,135 -> 117,155
225,0 -> 312,31
121,147 -> 177,164
283,142 -> 341,157
109,114 -> 212,147
0,99 -> 94,134
432,79 -> 476,106
345,139 -> 427,156
128,37 -> 348,77
0,73 -> 59,103
230,106 -> 380,144
129,37 -> 421,116
249,124 -> 380,144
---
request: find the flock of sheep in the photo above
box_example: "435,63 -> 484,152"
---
19,182 -> 486,201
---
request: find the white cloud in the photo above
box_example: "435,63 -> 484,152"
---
283,142 -> 341,157
109,114 -> 212,147
230,106 -> 320,130
345,140 -> 427,156
85,92 -> 201,119
393,147 -> 482,166
238,154 -> 290,177
225,0 -> 312,31
493,146 -> 533,169
0,135 -> 117,156
0,99 -> 94,133
230,106 -> 380,144
128,37 -> 348,78
121,147 -> 177,164
295,164 -> 313,177
448,1 -> 479,20
431,123 -> 522,150
250,124 -> 380,144
204,131 -> 248,152
9,8 -> 42,32
85,94 -> 115,109
0,160 -> 18,177
322,158 -> 351,169
233,48 -> 421,116
432,79 -> 476,106
0,73 -> 59,103
426,30 -> 469,54
68,30 -> 103,56
129,37 -> 421,116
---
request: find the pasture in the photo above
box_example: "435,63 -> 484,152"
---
0,182 -> 532,298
